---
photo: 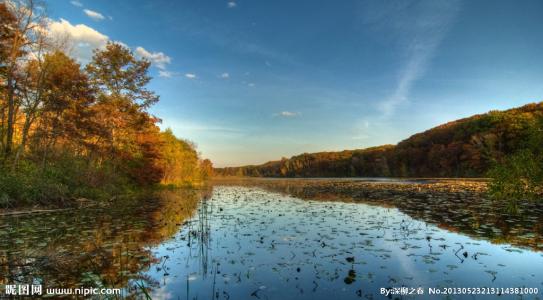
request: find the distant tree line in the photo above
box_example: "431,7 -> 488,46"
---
216,102 -> 543,202
0,1 -> 212,207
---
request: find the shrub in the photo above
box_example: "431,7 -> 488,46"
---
487,150 -> 543,212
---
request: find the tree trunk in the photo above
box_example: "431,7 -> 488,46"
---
12,113 -> 35,169
0,105 -> 5,151
5,77 -> 15,157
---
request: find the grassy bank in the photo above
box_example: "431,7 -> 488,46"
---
1,158 -> 212,212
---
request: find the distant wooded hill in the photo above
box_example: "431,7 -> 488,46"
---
215,102 -> 543,178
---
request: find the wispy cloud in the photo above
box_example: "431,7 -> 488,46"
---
159,70 -> 176,78
167,10 -> 297,66
352,120 -> 371,140
274,111 -> 300,118
161,119 -> 245,137
70,0 -> 83,7
71,2 -> 112,23
134,46 -> 171,70
220,72 -> 230,79
352,134 -> 370,140
83,9 -> 105,21
227,2 -> 237,8
185,73 -> 197,79
361,0 -> 461,116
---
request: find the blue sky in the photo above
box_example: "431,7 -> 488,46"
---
46,0 -> 543,167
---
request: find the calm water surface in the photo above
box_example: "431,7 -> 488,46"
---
1,185 -> 542,299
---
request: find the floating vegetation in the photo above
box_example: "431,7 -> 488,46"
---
140,185 -> 543,299
343,270 -> 356,284
0,188 -> 210,298
213,178 -> 543,251
2,182 -> 543,299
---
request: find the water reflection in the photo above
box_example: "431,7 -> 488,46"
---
0,188 -> 211,298
1,184 -> 543,299
144,186 -> 543,299
215,179 -> 543,251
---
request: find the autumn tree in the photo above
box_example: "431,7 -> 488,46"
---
0,2 -> 18,157
85,42 -> 160,178
0,0 -> 46,159
159,129 -> 201,186
200,159 -> 213,180
24,51 -> 97,167
0,3 -> 212,207
127,119 -> 164,185
86,42 -> 158,108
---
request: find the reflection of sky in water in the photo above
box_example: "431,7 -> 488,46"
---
144,186 -> 543,300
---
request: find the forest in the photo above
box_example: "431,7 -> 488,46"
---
216,102 -> 543,202
2,0 -> 541,210
0,1 -> 212,208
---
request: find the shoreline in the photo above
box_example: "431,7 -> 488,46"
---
0,184 -> 211,216
211,176 -> 489,198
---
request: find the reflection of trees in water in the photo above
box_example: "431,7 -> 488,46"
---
198,192 -> 212,276
184,190 -> 213,277
0,187 -> 212,298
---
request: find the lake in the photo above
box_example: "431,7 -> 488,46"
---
1,182 -> 542,299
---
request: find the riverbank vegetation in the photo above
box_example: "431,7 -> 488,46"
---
216,103 -> 543,207
0,1 -> 212,209
487,116 -> 543,211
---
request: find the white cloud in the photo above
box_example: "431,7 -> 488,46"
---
48,19 -> 108,47
185,73 -> 197,79
220,72 -> 230,78
83,9 -> 105,21
114,41 -> 129,48
47,19 -> 174,79
227,2 -> 237,8
248,82 -> 255,87
70,0 -> 83,7
134,47 -> 171,70
364,0 -> 461,116
159,70 -> 174,78
47,18 -> 109,63
275,111 -> 300,118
